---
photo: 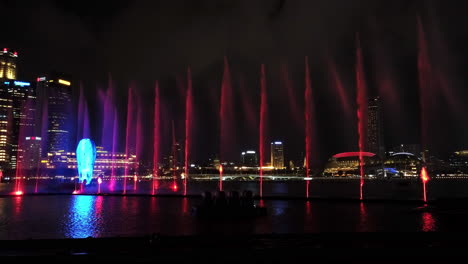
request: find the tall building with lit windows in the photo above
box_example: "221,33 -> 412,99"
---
0,48 -> 18,80
36,74 -> 73,154
367,97 -> 385,158
271,141 -> 285,169
241,150 -> 258,167
0,80 -> 36,170
20,136 -> 42,170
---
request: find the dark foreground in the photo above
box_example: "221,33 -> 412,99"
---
1,232 -> 467,262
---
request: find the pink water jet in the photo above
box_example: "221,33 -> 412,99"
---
417,16 -> 431,150
259,64 -> 267,198
219,57 -> 233,190
355,34 -> 368,200
304,56 -> 314,198
280,63 -> 302,128
171,121 -> 178,191
109,111 -> 118,192
152,81 -> 161,195
184,68 -> 193,196
420,167 -> 430,203
123,85 -> 135,195
327,58 -> 352,117
219,164 -> 223,191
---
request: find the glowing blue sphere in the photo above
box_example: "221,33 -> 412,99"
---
76,138 -> 96,185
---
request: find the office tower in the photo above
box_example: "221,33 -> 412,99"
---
241,150 -> 258,167
367,96 -> 385,157
20,136 -> 42,170
0,80 -> 35,169
0,48 -> 18,80
36,75 -> 72,153
270,141 -> 285,169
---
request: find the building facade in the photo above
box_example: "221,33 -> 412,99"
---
241,150 -> 258,167
36,75 -> 72,154
0,48 -> 18,80
0,80 -> 36,170
20,136 -> 42,170
367,96 -> 385,158
270,141 -> 285,169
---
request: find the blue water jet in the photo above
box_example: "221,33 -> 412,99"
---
76,138 -> 96,185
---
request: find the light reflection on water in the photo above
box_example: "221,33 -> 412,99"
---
0,195 -> 460,240
65,195 -> 103,238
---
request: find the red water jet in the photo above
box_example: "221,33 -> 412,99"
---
327,58 -> 352,117
219,57 -> 234,190
171,121 -> 178,192
219,164 -> 223,191
152,81 -> 160,195
184,68 -> 193,196
304,56 -> 313,198
417,16 -> 431,150
109,111 -> 118,192
280,63 -> 302,128
123,86 -> 135,195
420,167 -> 430,203
259,64 -> 267,198
355,34 -> 368,200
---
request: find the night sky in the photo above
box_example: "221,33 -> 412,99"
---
1,0 -> 468,166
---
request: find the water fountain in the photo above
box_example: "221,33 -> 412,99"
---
355,34 -> 368,200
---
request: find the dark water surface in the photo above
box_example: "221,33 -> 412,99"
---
2,194 -> 467,240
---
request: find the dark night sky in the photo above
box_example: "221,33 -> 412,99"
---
1,0 -> 468,166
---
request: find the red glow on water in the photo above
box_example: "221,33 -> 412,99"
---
355,34 -> 368,201
219,164 -> 223,191
420,167 -> 430,202
184,68 -> 193,197
153,81 -> 160,195
422,205 -> 436,232
306,180 -> 310,198
305,201 -> 311,215
259,64 -> 267,198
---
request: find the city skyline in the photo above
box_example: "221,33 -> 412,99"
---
1,1 -> 468,169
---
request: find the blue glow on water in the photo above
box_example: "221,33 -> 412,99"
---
76,138 -> 96,185
66,195 -> 96,238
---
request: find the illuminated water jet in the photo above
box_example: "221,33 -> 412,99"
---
420,167 -> 430,203
259,64 -> 267,198
355,34 -> 368,200
76,138 -> 97,185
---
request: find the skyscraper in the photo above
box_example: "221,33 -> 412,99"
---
0,48 -> 18,80
241,151 -> 258,167
20,136 -> 42,171
367,96 -> 385,157
0,80 -> 35,170
36,75 -> 72,154
271,141 -> 285,169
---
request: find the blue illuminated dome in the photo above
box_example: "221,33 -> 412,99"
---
76,138 -> 97,185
